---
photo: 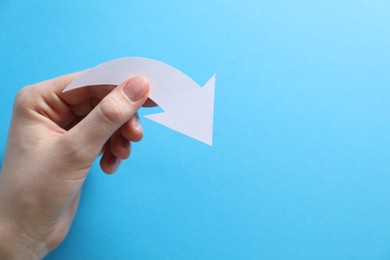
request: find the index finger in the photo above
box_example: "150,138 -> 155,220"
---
39,70 -> 158,107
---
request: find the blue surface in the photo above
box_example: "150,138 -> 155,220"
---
1,0 -> 390,259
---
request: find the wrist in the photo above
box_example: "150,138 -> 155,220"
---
0,219 -> 48,259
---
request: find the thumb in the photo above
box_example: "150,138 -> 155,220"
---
63,76 -> 149,158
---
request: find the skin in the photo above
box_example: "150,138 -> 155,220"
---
0,72 -> 155,259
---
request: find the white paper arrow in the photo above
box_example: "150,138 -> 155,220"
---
63,57 -> 215,146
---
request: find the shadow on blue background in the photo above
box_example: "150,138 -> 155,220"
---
1,0 -> 390,259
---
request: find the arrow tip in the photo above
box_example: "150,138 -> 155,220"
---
144,110 -> 213,146
144,74 -> 215,146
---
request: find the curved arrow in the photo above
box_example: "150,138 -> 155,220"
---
64,57 -> 215,146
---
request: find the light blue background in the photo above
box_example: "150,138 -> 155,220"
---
1,0 -> 390,259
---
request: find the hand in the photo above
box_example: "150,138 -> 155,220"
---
0,72 -> 151,259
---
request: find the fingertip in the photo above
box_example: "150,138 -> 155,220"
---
133,76 -> 150,87
121,116 -> 144,142
110,131 -> 131,159
100,150 -> 122,174
133,114 -> 144,139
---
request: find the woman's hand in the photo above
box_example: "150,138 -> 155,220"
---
0,72 -> 150,259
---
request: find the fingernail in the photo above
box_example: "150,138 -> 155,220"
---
133,114 -> 143,133
123,77 -> 148,102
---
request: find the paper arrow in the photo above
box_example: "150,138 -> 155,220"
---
63,57 -> 215,146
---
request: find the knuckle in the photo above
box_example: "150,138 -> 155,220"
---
14,85 -> 34,111
97,96 -> 125,124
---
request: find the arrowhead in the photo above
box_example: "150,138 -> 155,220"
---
144,74 -> 215,146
